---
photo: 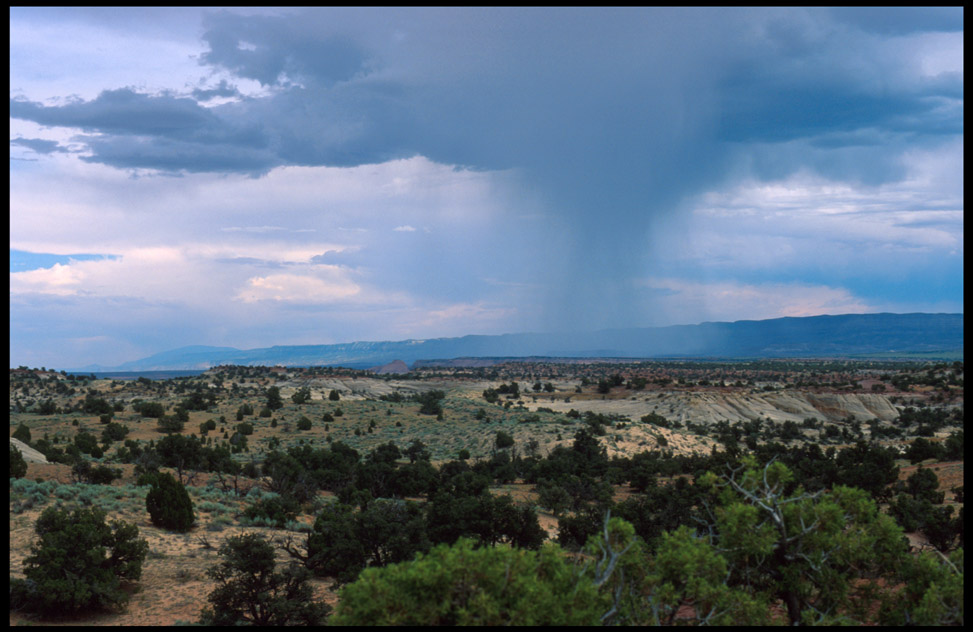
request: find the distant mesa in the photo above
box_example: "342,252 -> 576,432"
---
369,359 -> 410,374
413,357 -> 507,369
71,313 -> 962,372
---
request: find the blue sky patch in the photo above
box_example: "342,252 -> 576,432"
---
10,249 -> 118,273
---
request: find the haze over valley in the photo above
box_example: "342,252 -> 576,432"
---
71,312 -> 963,372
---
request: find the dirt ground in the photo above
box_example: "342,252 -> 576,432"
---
9,463 -> 340,627
898,460 -> 964,502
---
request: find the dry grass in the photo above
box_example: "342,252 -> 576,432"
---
9,466 -> 342,626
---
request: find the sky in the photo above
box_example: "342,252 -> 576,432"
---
9,7 -> 964,369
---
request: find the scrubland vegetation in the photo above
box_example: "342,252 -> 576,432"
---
9,359 -> 964,625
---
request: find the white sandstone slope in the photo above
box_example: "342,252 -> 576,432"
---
525,391 -> 902,426
10,437 -> 49,464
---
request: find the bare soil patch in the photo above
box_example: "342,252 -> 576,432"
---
10,468 -> 341,627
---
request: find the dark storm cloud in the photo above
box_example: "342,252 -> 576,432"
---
10,137 -> 70,154
11,88 -> 278,174
77,134 -> 279,174
827,7 -> 963,35
718,84 -> 962,144
199,10 -> 369,86
11,89 -> 219,137
191,79 -> 241,102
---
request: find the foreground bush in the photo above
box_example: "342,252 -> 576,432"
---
10,506 -> 148,615
329,537 -> 607,625
880,547 -> 964,625
327,452 -> 961,626
145,472 -> 195,531
200,532 -> 330,626
696,456 -> 909,624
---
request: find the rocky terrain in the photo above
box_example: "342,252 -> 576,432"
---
9,438 -> 48,464
521,390 -> 902,426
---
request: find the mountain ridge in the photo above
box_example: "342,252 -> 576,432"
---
70,312 -> 963,371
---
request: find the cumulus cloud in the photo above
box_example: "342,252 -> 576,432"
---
9,263 -> 87,296
235,269 -> 361,303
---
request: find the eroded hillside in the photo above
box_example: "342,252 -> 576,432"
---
521,390 -> 902,426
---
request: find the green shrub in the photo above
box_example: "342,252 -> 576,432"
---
13,422 -> 32,444
207,515 -> 234,532
904,437 -> 946,464
297,416 -> 312,431
73,460 -> 122,485
10,444 -> 28,478
73,430 -> 101,455
138,401 -> 166,418
495,430 -> 515,450
266,386 -> 285,411
101,421 -> 129,443
136,471 -> 160,487
243,495 -> 301,528
11,478 -> 58,498
145,472 -> 196,531
198,501 -> 232,515
156,416 -> 185,434
55,485 -> 79,500
330,537 -> 607,625
9,506 -> 148,615
199,532 -> 329,625
36,398 -> 59,415
229,431 -> 249,453
879,548 -> 965,625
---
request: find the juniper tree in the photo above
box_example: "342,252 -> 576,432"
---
145,471 -> 195,531
694,456 -> 909,624
10,506 -> 148,615
330,537 -> 607,625
10,444 -> 28,478
200,532 -> 329,626
266,385 -> 284,410
13,422 -> 32,443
